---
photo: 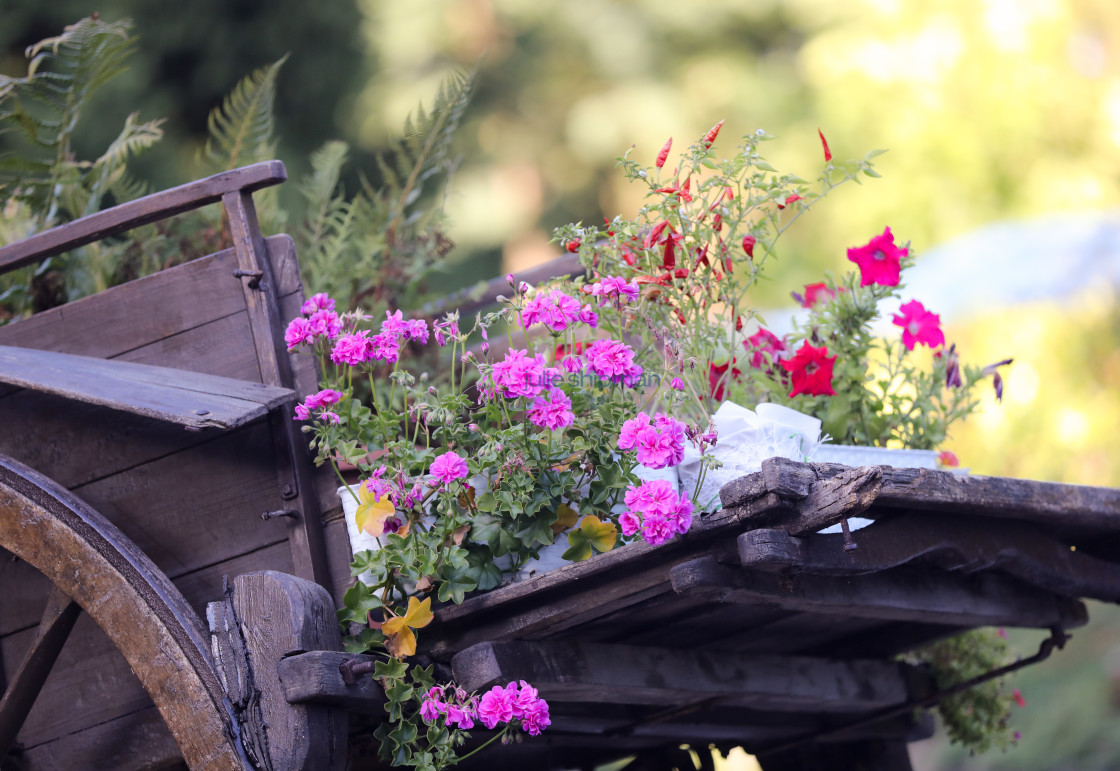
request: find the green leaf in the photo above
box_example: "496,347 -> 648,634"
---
373,658 -> 408,681
437,565 -> 477,604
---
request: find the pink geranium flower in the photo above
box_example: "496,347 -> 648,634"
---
587,275 -> 640,307
847,227 -> 908,287
585,339 -> 644,387
285,317 -> 314,350
300,293 -> 335,315
528,388 -> 575,431
522,290 -> 582,332
478,685 -> 515,729
492,349 -> 548,399
307,309 -> 342,340
330,331 -> 371,366
892,299 -> 945,351
430,451 -> 469,485
781,342 -> 837,397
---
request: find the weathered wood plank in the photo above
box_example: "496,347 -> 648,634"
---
740,515 -> 1120,602
0,235 -> 300,361
13,705 -> 184,771
0,162 -> 286,274
210,571 -> 346,771
670,556 -> 1088,630
0,345 -> 294,430
452,640 -> 920,713
729,458 -> 1120,538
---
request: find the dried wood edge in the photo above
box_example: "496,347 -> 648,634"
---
670,555 -> 1089,630
451,640 -> 926,712
277,651 -> 386,715
749,457 -> 1120,535
0,161 -> 287,273
0,453 -> 252,771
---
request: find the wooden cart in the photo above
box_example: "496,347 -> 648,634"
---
1,163 -> 1118,771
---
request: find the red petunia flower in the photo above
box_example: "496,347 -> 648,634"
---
781,342 -> 837,397
744,328 -> 788,369
847,227 -> 907,287
892,299 -> 945,350
708,359 -> 742,401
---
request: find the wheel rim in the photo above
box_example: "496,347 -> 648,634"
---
0,454 -> 251,770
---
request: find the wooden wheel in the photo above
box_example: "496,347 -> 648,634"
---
0,453 -> 252,770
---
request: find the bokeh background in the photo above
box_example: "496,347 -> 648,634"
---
4,1 -> 1120,768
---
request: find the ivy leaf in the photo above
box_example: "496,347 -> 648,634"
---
437,565 -> 477,604
551,503 -> 580,534
382,596 -> 434,658
561,515 -> 618,562
355,485 -> 396,537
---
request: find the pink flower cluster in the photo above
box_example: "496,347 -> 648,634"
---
617,412 -> 686,469
584,339 -> 644,387
620,480 -> 694,546
522,290 -> 583,332
285,297 -> 429,368
528,387 -> 575,431
490,349 -> 559,400
293,388 -> 343,422
586,275 -> 640,307
421,681 -> 550,736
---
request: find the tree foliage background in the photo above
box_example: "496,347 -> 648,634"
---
4,1 -> 1120,768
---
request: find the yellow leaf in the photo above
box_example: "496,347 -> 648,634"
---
355,485 -> 395,537
551,503 -> 580,534
383,625 -> 417,657
380,596 -> 434,659
581,515 -> 618,554
400,596 -> 434,629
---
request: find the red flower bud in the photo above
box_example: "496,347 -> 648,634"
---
673,268 -> 689,279
735,315 -> 743,331
712,213 -> 722,231
566,240 -> 581,253
703,120 -> 725,149
742,234 -> 756,258
777,193 -> 804,210
656,137 -> 672,168
818,128 -> 832,162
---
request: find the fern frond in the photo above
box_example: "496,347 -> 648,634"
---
379,68 -> 476,246
85,112 -> 164,215
204,55 -> 287,172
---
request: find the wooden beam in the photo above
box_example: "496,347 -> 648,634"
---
0,162 -> 287,274
670,555 -> 1088,630
451,640 -> 923,713
740,515 -> 1120,602
277,651 -> 386,715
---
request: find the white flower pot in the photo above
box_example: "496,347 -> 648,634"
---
337,484 -> 435,586
810,445 -> 939,469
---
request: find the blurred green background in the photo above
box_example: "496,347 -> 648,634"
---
4,1 -> 1120,768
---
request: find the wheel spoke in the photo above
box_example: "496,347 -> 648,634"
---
0,585 -> 80,757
